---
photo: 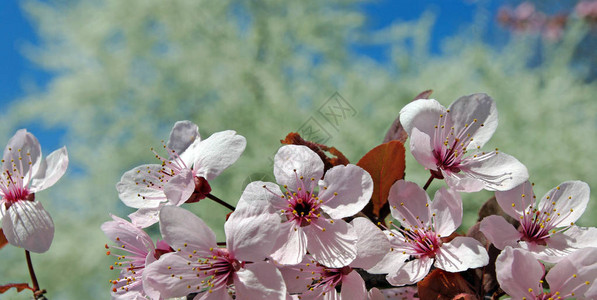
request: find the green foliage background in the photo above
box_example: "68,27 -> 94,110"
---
1,0 -> 595,298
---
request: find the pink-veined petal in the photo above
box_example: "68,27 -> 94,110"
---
399,99 -> 445,137
2,129 -> 42,181
271,223 -> 308,266
447,93 -> 498,151
430,187 -> 462,237
319,164 -> 373,219
409,128 -> 437,170
237,181 -> 283,213
273,145 -> 323,192
29,146 -> 68,193
159,206 -> 216,255
366,238 -> 409,274
479,215 -> 521,250
193,130 -> 246,181
349,217 -> 390,269
128,206 -> 161,228
340,270 -> 367,300
388,180 -> 430,228
434,236 -> 489,272
235,261 -> 287,300
143,252 -> 200,298
495,181 -> 534,219
387,256 -> 433,286
116,164 -> 167,209
101,214 -> 154,253
545,247 -> 597,298
539,181 -> 590,227
443,170 -> 485,192
307,218 -> 357,268
225,206 -> 283,262
538,226 -> 597,263
495,247 -> 544,300
460,152 -> 528,192
163,168 -> 195,206
2,200 -> 54,253
167,120 -> 200,159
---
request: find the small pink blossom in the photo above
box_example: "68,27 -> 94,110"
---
116,121 -> 246,227
143,205 -> 286,299
101,215 -> 172,299
480,180 -> 597,262
239,145 -> 373,268
0,129 -> 68,253
399,94 -> 528,192
496,246 -> 597,299
368,180 -> 488,286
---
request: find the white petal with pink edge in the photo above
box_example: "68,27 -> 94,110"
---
318,164 -> 373,219
100,214 -> 154,252
1,200 -> 54,253
434,236 -> 489,272
273,145 -> 323,192
193,130 -> 246,181
307,218 -> 357,268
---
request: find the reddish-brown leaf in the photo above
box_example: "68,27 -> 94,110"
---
356,141 -> 405,222
281,132 -> 349,173
417,269 -> 478,300
0,283 -> 34,294
383,90 -> 433,143
0,228 -> 8,250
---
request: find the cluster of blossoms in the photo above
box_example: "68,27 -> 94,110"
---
89,93 -> 593,299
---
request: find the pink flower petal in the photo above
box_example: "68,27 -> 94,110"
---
387,256 -> 433,286
349,217 -> 390,269
495,180 -> 535,219
194,130 -> 246,181
2,129 -> 42,181
495,247 -> 544,299
271,223 -> 308,265
430,187 -> 462,237
340,270 -> 367,300
367,240 -> 409,274
443,170 -> 485,192
388,180 -> 430,228
143,252 -> 200,298
399,99 -> 445,138
460,151 -> 528,192
434,236 -> 489,272
307,218 -> 357,268
117,164 -> 167,208
409,128 -> 437,170
101,214 -> 154,252
167,120 -> 200,158
546,247 -> 597,298
29,146 -> 68,193
1,200 -> 54,253
163,168 -> 195,206
319,164 -> 373,219
158,206 -> 216,254
447,93 -> 498,151
235,261 -> 287,300
479,215 -> 521,250
273,145 -> 323,192
225,205 -> 283,262
539,181 -> 590,227
238,181 -> 284,211
128,206 -> 160,228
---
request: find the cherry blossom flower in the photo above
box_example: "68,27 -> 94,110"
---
480,180 -> 597,262
368,287 -> 418,300
368,180 -> 488,286
239,145 -> 373,268
399,94 -> 528,192
496,246 -> 597,299
279,217 -> 389,300
0,129 -> 68,253
116,121 -> 246,227
143,205 -> 286,299
101,214 -> 172,299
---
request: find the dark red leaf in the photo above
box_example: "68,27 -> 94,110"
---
0,228 -> 8,250
383,90 -> 433,143
281,132 -> 349,173
356,141 -> 406,222
417,269 -> 478,300
0,283 -> 34,294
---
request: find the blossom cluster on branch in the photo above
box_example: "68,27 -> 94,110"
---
2,92 -> 595,300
